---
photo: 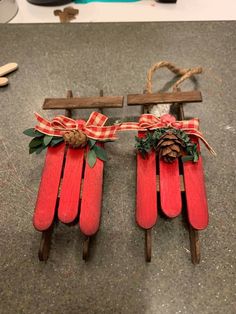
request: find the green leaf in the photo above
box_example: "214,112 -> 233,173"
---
88,139 -> 96,148
23,128 -> 44,137
51,137 -> 64,147
43,135 -> 53,146
93,145 -> 108,162
182,155 -> 194,162
193,152 -> 199,162
36,145 -> 46,155
29,137 -> 43,148
87,149 -> 97,168
29,146 -> 39,154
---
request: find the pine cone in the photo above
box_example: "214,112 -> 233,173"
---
156,132 -> 185,163
63,130 -> 87,148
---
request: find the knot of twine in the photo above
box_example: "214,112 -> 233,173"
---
146,61 -> 203,94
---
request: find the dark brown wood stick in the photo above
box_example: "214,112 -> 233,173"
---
189,226 -> 200,264
38,224 -> 54,261
83,236 -> 90,261
65,90 -> 73,117
178,91 -> 201,265
145,229 -> 152,262
43,96 -> 124,110
127,91 -> 202,106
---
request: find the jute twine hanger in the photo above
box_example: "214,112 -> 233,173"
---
145,61 -> 203,115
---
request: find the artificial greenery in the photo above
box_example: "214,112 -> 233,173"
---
23,128 -> 108,167
135,128 -> 199,162
87,139 -> 108,167
23,128 -> 64,155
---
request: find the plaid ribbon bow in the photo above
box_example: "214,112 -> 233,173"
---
119,114 -> 216,155
34,111 -> 118,141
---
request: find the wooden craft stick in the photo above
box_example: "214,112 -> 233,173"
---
58,148 -> 84,224
33,144 -> 65,231
159,158 -> 182,218
80,146 -> 104,236
0,63 -> 18,77
0,77 -> 8,87
43,96 -> 124,109
127,91 -> 202,106
182,137 -> 209,230
136,132 -> 158,229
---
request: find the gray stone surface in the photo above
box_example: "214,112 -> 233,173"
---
0,22 -> 235,314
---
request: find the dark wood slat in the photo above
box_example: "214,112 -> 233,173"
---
145,229 -> 152,263
43,96 -> 124,109
127,91 -> 202,106
38,224 -> 54,261
189,225 -> 201,264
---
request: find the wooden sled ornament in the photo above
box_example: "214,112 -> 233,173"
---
127,61 -> 214,264
128,90 -> 209,264
33,90 -> 124,261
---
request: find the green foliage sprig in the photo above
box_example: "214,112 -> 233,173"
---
87,139 -> 108,167
135,128 -> 199,162
23,128 -> 108,167
23,128 -> 64,154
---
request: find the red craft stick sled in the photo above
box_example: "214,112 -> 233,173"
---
129,89 -> 210,264
128,61 -> 212,264
33,90 -> 124,261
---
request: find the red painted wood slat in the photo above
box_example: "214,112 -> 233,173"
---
79,150 -> 104,236
159,158 -> 182,218
136,132 -> 158,229
33,144 -> 65,231
183,138 -> 209,230
58,147 -> 84,224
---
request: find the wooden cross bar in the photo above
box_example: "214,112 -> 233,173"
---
127,90 -> 202,106
43,95 -> 124,110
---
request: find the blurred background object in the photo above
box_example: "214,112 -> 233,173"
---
158,0 -> 177,3
27,0 -> 71,5
0,0 -> 18,23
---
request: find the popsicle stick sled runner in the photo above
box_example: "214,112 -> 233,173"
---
27,90 -> 124,261
127,61 -> 215,263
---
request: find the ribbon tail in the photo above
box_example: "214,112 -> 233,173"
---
86,111 -> 108,127
186,131 -> 217,156
198,137 -> 217,156
34,112 -> 63,137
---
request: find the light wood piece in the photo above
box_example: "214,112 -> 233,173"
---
0,62 -> 18,77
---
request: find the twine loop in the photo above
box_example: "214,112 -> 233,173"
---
146,61 -> 203,94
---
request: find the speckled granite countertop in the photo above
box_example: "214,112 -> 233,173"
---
0,22 -> 235,314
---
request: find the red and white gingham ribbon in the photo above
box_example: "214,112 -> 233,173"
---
118,114 -> 216,155
34,111 -> 118,141
34,112 -> 215,154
